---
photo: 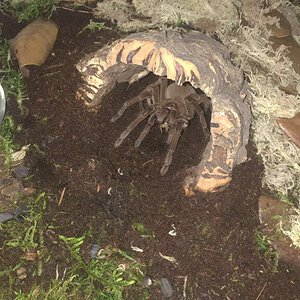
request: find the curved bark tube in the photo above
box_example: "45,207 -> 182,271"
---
76,47 -> 146,108
185,89 -> 251,193
76,30 -> 252,193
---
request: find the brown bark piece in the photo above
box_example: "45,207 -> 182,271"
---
9,20 -> 58,70
266,10 -> 291,38
276,112 -> 300,148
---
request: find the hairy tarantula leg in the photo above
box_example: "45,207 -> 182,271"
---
186,95 -> 210,137
114,106 -> 155,148
115,77 -> 168,122
160,121 -> 186,176
159,77 -> 168,100
134,113 -> 157,148
166,126 -> 176,145
165,109 -> 178,144
111,94 -> 151,123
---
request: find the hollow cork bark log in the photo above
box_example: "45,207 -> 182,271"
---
76,30 -> 252,194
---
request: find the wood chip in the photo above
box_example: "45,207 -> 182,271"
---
58,187 -> 66,206
9,20 -> 58,70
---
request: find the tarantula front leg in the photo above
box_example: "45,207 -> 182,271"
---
134,113 -> 157,148
160,120 -> 187,176
186,94 -> 210,137
164,109 -> 178,144
111,93 -> 151,122
111,77 -> 168,122
114,106 -> 155,147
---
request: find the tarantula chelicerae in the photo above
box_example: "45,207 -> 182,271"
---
111,77 -> 211,175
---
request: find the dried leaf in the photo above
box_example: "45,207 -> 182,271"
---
130,241 -> 144,252
11,144 -> 30,166
9,19 -> 58,70
159,252 -> 178,265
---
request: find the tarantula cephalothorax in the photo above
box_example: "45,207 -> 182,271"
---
111,77 -> 211,175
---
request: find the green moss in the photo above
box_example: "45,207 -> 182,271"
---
1,0 -> 58,22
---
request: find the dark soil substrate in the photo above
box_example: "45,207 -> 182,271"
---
1,9 -> 300,299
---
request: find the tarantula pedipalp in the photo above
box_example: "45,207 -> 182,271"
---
111,77 -> 211,175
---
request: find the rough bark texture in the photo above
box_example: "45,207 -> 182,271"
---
76,30 -> 252,194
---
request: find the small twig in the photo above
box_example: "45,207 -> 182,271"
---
159,252 -> 178,265
203,247 -> 219,252
59,5 -> 91,14
58,187 -> 66,206
55,263 -> 59,280
62,267 -> 67,281
176,275 -> 188,299
45,63 -> 65,70
42,71 -> 61,78
183,275 -> 188,299
142,159 -> 154,167
256,282 -> 268,300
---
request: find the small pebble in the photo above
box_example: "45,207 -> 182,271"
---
90,244 -> 101,259
15,205 -> 29,221
16,267 -> 27,280
0,212 -> 14,223
23,187 -> 36,196
0,205 -> 28,223
13,165 -> 29,179
24,251 -> 37,261
143,276 -> 152,287
160,278 -> 174,298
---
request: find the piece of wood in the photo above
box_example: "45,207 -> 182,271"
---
9,19 -> 58,70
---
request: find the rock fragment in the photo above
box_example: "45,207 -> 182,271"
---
160,278 -> 174,298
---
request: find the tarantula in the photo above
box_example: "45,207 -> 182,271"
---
111,77 -> 211,175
